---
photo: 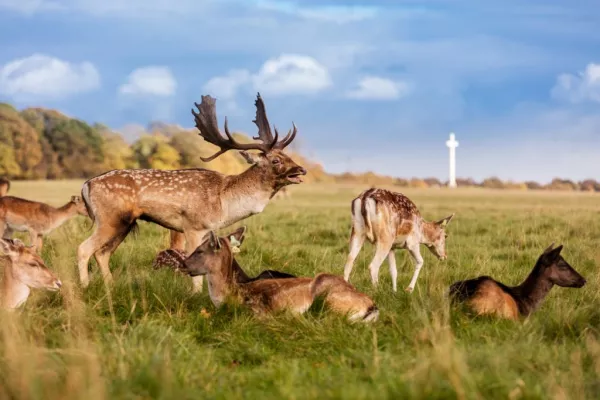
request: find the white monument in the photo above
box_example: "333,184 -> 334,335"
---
446,132 -> 459,188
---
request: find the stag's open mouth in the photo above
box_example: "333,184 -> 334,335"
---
286,173 -> 304,184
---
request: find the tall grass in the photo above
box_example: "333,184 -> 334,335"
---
1,181 -> 600,399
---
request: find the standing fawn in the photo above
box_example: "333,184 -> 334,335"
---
77,93 -> 305,291
0,238 -> 62,310
448,244 -> 586,320
152,246 -> 296,282
0,177 -> 9,197
343,188 -> 455,293
0,195 -> 88,252
181,227 -> 379,322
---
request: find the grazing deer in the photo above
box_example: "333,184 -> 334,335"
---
0,178 -> 9,197
0,238 -> 62,310
0,196 -> 88,252
181,227 -> 379,322
152,246 -> 296,282
448,244 -> 586,320
77,93 -> 306,291
343,188 -> 455,293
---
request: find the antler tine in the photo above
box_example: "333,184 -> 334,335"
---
273,122 -> 298,150
192,95 -> 270,162
252,92 -> 275,144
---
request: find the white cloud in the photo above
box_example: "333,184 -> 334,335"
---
0,54 -> 100,100
256,1 -> 377,24
252,54 -> 332,96
551,63 -> 600,103
201,54 -> 331,104
345,76 -> 411,100
119,66 -> 176,97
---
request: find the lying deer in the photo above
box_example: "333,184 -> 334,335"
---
0,195 -> 88,252
0,177 -> 9,197
181,227 -> 379,322
152,246 -> 296,282
78,93 -> 306,291
0,238 -> 62,310
343,188 -> 455,293
448,244 -> 586,320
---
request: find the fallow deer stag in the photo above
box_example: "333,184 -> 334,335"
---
0,238 -> 62,310
448,244 -> 586,320
0,195 -> 88,252
343,188 -> 455,293
181,227 -> 379,322
0,178 -> 9,197
78,93 -> 306,290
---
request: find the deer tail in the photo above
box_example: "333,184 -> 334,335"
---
358,188 -> 378,242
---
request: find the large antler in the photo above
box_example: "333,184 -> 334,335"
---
192,93 -> 298,162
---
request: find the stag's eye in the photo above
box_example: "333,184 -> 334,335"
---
272,158 -> 280,165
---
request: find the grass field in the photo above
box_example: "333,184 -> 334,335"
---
1,180 -> 600,399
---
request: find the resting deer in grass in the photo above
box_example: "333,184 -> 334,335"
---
78,93 -> 306,291
343,188 -> 455,293
0,238 -> 62,310
181,227 -> 379,322
0,178 -> 9,197
152,246 -> 296,282
0,195 -> 88,252
448,244 -> 586,320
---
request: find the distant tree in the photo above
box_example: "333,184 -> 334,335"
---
547,178 -> 578,191
423,177 -> 442,187
525,181 -> 542,190
132,134 -> 181,170
456,177 -> 479,187
579,179 -> 598,192
481,177 -> 505,189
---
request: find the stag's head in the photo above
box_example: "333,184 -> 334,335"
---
0,238 -> 62,291
424,214 -> 455,260
192,93 -> 307,187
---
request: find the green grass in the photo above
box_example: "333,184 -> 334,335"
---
2,181 -> 600,399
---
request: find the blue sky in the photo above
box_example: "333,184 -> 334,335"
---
1,0 -> 599,182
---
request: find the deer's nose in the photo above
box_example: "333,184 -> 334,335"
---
298,167 -> 307,175
56,280 -> 62,288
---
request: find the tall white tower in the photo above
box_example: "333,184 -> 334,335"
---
446,132 -> 459,188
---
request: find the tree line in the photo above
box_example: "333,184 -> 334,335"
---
0,102 -> 597,191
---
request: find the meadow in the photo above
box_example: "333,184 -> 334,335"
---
1,180 -> 600,400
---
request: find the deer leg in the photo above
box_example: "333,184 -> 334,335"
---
185,229 -> 209,293
406,242 -> 424,293
77,222 -> 127,288
35,235 -> 44,253
343,227 -> 365,282
169,230 -> 186,251
368,239 -> 393,288
93,224 -> 132,286
387,250 -> 398,292
27,229 -> 37,249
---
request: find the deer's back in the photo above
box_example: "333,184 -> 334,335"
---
241,277 -> 313,313
0,196 -> 56,230
449,276 -> 519,320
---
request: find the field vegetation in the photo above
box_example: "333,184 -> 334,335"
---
1,180 -> 599,399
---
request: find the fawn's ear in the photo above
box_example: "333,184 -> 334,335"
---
542,244 -> 563,264
208,231 -> 221,250
0,238 -> 20,258
542,243 -> 555,254
239,151 -> 263,165
436,213 -> 455,228
228,226 -> 247,253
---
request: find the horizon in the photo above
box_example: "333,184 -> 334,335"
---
1,1 -> 599,182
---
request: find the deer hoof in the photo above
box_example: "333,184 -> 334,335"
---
405,286 -> 414,293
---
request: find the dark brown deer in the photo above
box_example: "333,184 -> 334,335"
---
343,188 -> 454,293
448,244 -> 586,320
0,178 -> 9,197
0,195 -> 88,252
78,93 -> 306,291
181,227 -> 379,322
1,238 -> 62,310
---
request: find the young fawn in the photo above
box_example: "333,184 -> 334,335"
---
181,227 -> 379,322
343,188 -> 454,293
0,195 -> 88,252
448,244 -> 586,320
0,238 -> 62,310
152,247 -> 296,282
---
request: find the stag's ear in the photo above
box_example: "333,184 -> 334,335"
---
542,244 -> 563,264
436,213 -> 455,228
208,231 -> 221,250
542,243 -> 555,254
239,151 -> 264,165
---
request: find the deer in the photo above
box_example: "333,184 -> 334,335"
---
77,93 -> 306,291
180,226 -> 379,322
0,195 -> 88,252
0,238 -> 62,310
343,188 -> 455,293
0,178 -> 9,197
152,246 -> 296,282
448,243 -> 586,320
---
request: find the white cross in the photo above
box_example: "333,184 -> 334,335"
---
446,132 -> 459,188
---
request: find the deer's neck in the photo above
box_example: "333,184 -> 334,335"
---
418,220 -> 438,244
2,264 -> 31,310
220,166 -> 277,225
48,202 -> 78,228
512,265 -> 554,316
206,253 -> 237,307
